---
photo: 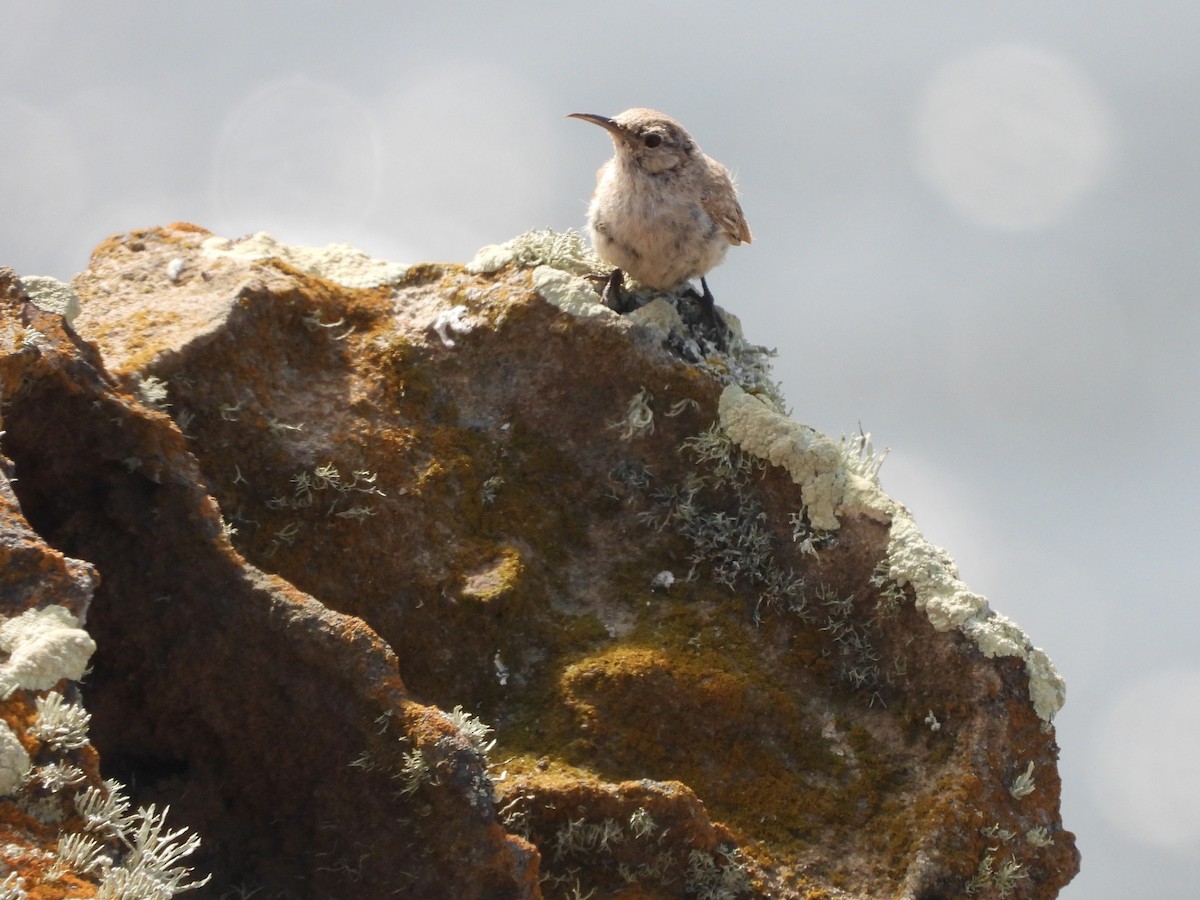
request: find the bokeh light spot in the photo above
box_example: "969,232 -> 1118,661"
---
914,43 -> 1116,230
210,76 -> 382,237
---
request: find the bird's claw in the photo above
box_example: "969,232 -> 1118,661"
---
695,277 -> 729,352
600,268 -> 635,313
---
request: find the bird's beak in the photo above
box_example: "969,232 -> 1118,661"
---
567,113 -> 625,140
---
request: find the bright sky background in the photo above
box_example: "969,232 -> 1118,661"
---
3,3 -> 1198,896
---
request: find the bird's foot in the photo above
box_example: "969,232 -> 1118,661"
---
600,268 -> 636,313
695,277 -> 729,353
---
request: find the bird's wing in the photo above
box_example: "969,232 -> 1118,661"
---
702,161 -> 753,246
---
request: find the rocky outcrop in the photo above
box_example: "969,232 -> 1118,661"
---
0,225 -> 1079,897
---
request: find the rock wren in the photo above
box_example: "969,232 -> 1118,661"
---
568,108 -> 752,338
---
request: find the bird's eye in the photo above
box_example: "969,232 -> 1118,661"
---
643,133 -> 663,148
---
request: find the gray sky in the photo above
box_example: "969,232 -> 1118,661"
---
4,2 -> 1198,895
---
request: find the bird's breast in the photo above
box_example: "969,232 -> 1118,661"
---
587,166 -> 727,290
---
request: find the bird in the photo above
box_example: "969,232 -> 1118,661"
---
568,107 -> 752,344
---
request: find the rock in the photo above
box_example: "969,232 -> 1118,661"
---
0,225 -> 1079,897
0,263 -> 535,898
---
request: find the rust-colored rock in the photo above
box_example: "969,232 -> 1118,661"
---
0,225 -> 1079,897
0,264 -> 536,897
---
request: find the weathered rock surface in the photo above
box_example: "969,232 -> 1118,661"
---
0,225 -> 1079,898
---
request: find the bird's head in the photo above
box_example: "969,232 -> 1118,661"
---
568,108 -> 695,175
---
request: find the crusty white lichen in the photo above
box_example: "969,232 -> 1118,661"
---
431,304 -> 475,348
200,232 -> 408,288
469,229 -> 624,319
718,383 -> 878,532
885,513 -> 988,630
18,275 -> 82,326
0,720 -> 32,796
530,266 -> 616,319
626,297 -> 684,343
1022,648 -> 1067,726
0,605 -> 96,700
465,241 -> 517,276
467,228 -> 605,278
886,508 -> 1066,722
715,382 -> 1066,722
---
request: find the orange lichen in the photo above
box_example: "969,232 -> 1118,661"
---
460,545 -> 524,603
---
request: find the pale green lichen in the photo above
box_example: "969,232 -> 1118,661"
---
992,856 -> 1027,896
1009,761 -> 1037,799
610,387 -> 655,441
39,780 -> 211,893
685,847 -> 752,899
627,808 -> 658,839
200,233 -> 408,288
839,428 -> 889,485
266,464 -> 385,519
394,748 -> 434,796
94,801 -> 210,897
0,872 -> 25,900
432,304 -> 475,347
446,706 -> 496,755
47,832 -> 109,880
34,761 -> 86,792
640,424 -> 806,618
964,853 -> 994,895
76,780 -> 132,833
981,822 -> 1016,842
31,691 -> 92,751
1025,826 -> 1054,847
133,374 -> 171,411
542,806 -> 750,898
